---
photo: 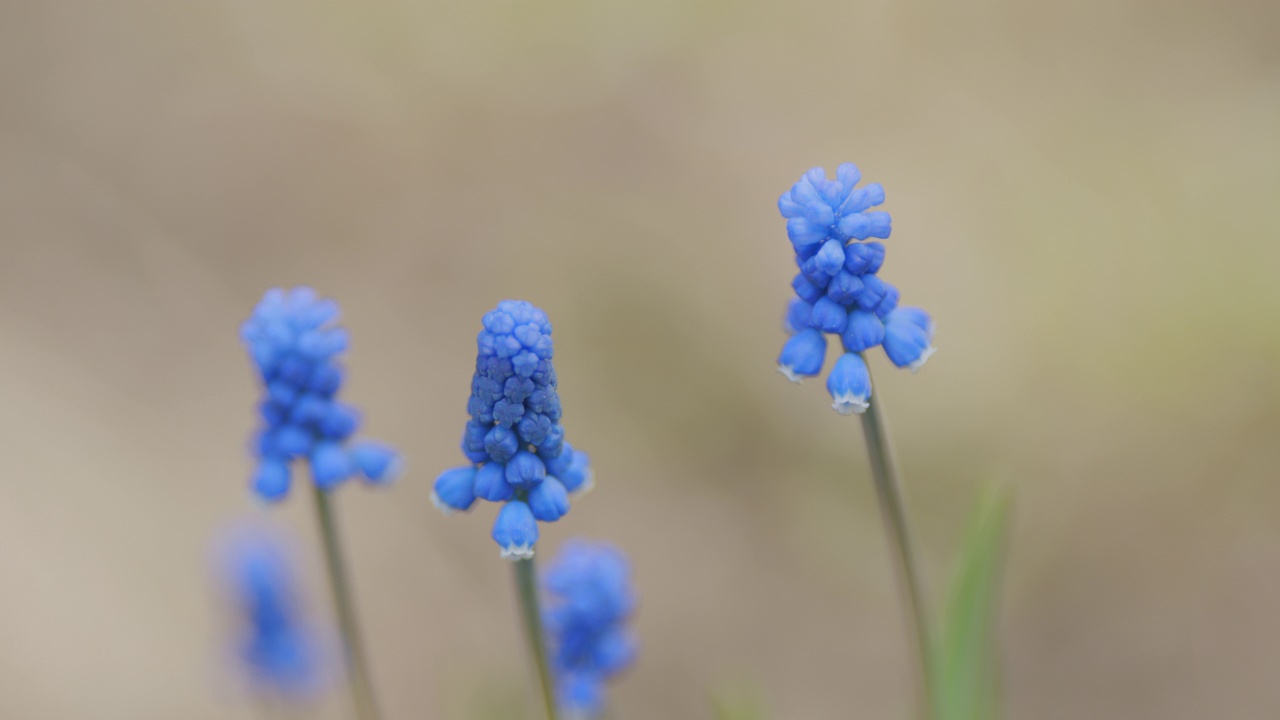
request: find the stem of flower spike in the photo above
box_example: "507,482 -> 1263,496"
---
312,485 -> 382,720
857,359 -> 937,720
513,556 -> 560,720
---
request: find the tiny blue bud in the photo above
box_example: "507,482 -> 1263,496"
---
875,284 -> 900,318
272,424 -> 313,458
815,239 -> 846,276
310,442 -> 354,490
351,442 -> 403,484
492,398 -> 525,428
826,353 -> 872,415
592,628 -> 638,675
461,419 -> 491,464
538,424 -> 566,458
505,450 -> 547,489
809,296 -> 849,334
841,310 -> 886,353
474,462 -> 516,502
492,501 -> 539,559
791,274 -> 824,305
317,403 -> 360,440
777,329 -> 827,383
799,256 -> 833,288
432,466 -> 477,514
307,364 -> 343,396
853,274 -> 890,311
528,476 -> 570,522
557,448 -> 593,494
252,459 -> 291,502
826,270 -> 864,306
289,394 -> 327,426
787,218 -> 827,253
843,241 -> 886,275
484,425 -> 519,463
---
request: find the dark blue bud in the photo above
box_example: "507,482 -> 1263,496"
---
799,256 -> 833,288
791,274 -> 824,305
467,394 -> 496,424
318,402 -> 360,440
844,241 -> 886,275
252,459 -> 291,502
545,442 -> 576,478
288,394 -> 327,426
492,398 -> 525,428
267,381 -> 298,408
853,274 -> 889,311
504,376 -> 535,403
528,477 -> 570,522
310,443 -> 354,490
307,364 -> 343,396
276,356 -> 311,387
512,351 -> 540,378
475,462 -> 515,502
875,284 -> 900,318
785,298 -> 814,335
777,329 -> 827,382
827,353 -> 872,415
505,451 -> 547,489
826,271 -> 864,305
557,449 -> 593,494
462,419 -> 490,463
258,400 -> 286,427
809,297 -> 849,334
538,425 -> 565,458
273,424 -> 313,457
517,412 -> 553,446
484,425 -> 519,463
492,501 -> 538,559
841,310 -> 886,353
432,466 -> 477,514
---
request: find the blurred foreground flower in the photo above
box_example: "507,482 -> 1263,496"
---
544,540 -> 637,719
241,286 -> 403,502
219,528 -> 324,699
777,164 -> 936,413
432,300 -> 592,559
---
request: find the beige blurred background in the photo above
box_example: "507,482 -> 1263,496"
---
1,1 -> 1278,718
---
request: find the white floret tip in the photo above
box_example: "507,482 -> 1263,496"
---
572,468 -> 596,496
777,364 -> 803,384
500,543 -> 535,560
831,393 -> 870,415
429,491 -> 457,516
908,345 -> 936,373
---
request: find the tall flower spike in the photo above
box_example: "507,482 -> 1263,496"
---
543,540 -> 638,720
433,300 -> 592,559
219,528 -> 325,699
776,165 -> 936,412
241,287 -> 403,501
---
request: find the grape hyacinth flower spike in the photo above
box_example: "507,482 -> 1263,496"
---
219,528 -> 324,701
431,300 -> 593,720
241,286 -> 398,720
543,540 -> 637,720
775,165 -> 939,718
777,163 -> 936,414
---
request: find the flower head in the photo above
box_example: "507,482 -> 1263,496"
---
776,165 -> 936,411
219,528 -> 325,699
241,287 -> 403,501
543,540 -> 637,719
432,301 -> 592,559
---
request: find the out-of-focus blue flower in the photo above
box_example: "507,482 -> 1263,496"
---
241,287 -> 403,501
432,301 -> 592,559
776,165 -> 936,411
543,540 -> 637,719
220,528 -> 324,699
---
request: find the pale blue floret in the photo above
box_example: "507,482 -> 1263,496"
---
492,500 -> 539,559
778,328 -> 827,382
775,165 -> 936,411
438,300 -> 591,558
827,353 -> 873,415
882,307 -> 936,372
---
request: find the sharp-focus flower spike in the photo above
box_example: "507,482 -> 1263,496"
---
492,500 -> 539,560
241,287 -> 400,500
827,353 -> 872,415
775,166 -> 934,407
777,328 -> 827,383
883,307 -> 937,372
543,540 -> 637,718
438,301 -> 591,555
431,467 -> 478,515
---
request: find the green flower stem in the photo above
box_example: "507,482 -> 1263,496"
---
312,485 -> 382,720
514,556 -> 559,720
858,359 -> 937,719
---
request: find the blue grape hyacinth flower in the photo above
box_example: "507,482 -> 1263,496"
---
220,528 -> 324,699
241,287 -> 404,502
543,540 -> 637,719
432,300 -> 593,559
777,164 -> 936,413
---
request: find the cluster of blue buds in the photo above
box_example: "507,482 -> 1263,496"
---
777,164 -> 936,414
432,300 -> 593,559
222,529 -> 322,698
241,287 -> 403,501
543,540 -> 637,719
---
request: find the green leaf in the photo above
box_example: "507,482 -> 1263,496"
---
934,484 -> 1013,720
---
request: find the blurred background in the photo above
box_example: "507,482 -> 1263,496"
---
1,1 -> 1278,718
